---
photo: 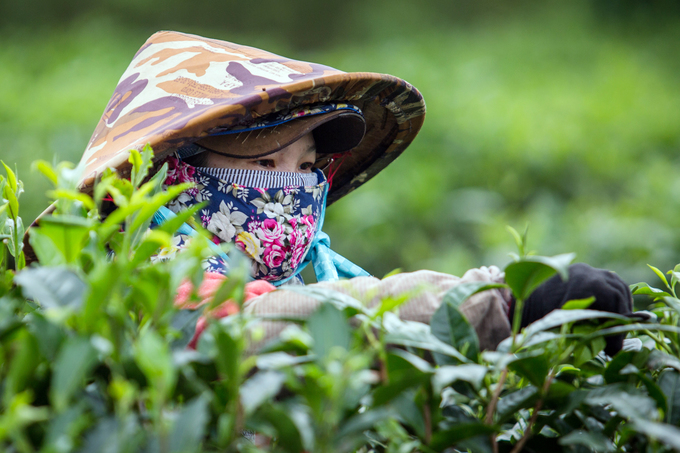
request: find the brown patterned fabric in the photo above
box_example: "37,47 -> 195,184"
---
243,267 -> 512,352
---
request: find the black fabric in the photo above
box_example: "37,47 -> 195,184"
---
508,263 -> 638,356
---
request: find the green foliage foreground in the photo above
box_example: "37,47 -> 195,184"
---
2,153 -> 680,452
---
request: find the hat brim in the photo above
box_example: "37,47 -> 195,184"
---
196,109 -> 366,159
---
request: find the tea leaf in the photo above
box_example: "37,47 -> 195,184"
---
15,266 -> 86,310
169,395 -> 210,453
2,161 -> 18,193
50,336 -> 98,412
658,370 -> 680,425
629,419 -> 680,451
283,285 -> 369,316
308,303 -> 351,359
558,431 -> 616,452
562,297 -> 596,310
240,370 -> 285,415
28,215 -> 91,265
32,160 -> 58,186
383,313 -> 470,363
523,309 -> 629,338
504,253 -> 575,301
431,282 -> 500,361
430,422 -> 498,450
134,329 -> 176,401
508,352 -> 550,387
432,364 -> 488,393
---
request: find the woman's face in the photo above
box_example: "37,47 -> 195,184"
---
206,132 -> 317,173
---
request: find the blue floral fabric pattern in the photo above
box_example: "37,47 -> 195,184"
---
156,156 -> 327,282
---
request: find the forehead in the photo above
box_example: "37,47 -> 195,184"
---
265,132 -> 316,158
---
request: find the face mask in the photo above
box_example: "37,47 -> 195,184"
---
162,156 -> 327,283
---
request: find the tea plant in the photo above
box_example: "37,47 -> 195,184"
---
1,151 -> 680,452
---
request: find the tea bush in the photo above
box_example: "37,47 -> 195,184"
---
2,152 -> 680,452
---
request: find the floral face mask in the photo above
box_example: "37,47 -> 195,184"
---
162,156 -> 327,283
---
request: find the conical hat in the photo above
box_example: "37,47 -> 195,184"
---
79,31 -> 426,204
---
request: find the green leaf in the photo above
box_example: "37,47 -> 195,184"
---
27,313 -> 66,361
580,324 -> 680,344
504,253 -> 575,300
658,370 -> 680,425
585,384 -> 658,420
391,391 -> 426,439
43,404 -> 87,450
522,309 -> 629,338
3,330 -> 41,401
170,309 -> 203,350
383,313 -> 470,363
638,372 -> 668,417
203,322 -> 242,398
169,395 -> 210,453
374,293 -> 410,319
604,351 -> 635,384
562,296 -> 596,310
308,302 -> 351,360
284,285 -> 369,317
249,404 -> 304,453
373,351 -> 432,406
558,430 -> 616,452
630,282 -> 670,299
630,419 -> 680,451
47,188 -> 95,211
648,264 -> 669,287
431,282 -> 505,361
156,202 -> 205,237
3,184 -> 19,219
129,230 -> 173,266
2,161 -> 18,193
32,160 -> 58,185
50,336 -> 98,412
496,386 -> 539,423
334,408 -> 392,447
670,264 -> 680,293
282,402 -> 315,452
256,352 -> 314,370
14,266 -> 87,310
648,349 -> 680,373
209,264 -> 246,311
663,297 -> 680,317
78,415 -> 142,453
506,225 -> 526,258
134,329 -> 176,401
240,370 -> 286,415
28,215 -> 91,265
430,423 -> 498,450
508,352 -> 550,387
129,145 -> 154,188
432,364 -> 488,393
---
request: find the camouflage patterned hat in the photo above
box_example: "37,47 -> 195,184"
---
79,31 -> 426,204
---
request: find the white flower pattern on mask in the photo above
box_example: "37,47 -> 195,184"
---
207,200 -> 248,242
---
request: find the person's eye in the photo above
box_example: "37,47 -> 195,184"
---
299,162 -> 313,171
255,159 -> 275,168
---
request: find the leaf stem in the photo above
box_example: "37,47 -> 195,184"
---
509,370 -> 555,453
643,329 -> 674,354
486,367 -> 508,453
511,297 -> 524,351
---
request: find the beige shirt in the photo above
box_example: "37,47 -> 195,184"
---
243,267 -> 512,352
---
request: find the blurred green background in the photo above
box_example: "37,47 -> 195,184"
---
2,0 -> 680,284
